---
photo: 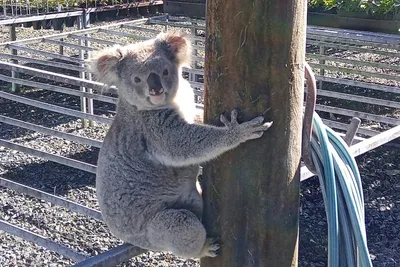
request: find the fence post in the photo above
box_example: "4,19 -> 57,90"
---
201,1 -> 307,266
83,10 -> 94,127
78,14 -> 88,128
9,24 -> 20,93
319,45 -> 325,89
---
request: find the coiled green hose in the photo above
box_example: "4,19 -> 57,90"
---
309,113 -> 373,267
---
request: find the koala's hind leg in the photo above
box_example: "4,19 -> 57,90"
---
147,209 -> 219,259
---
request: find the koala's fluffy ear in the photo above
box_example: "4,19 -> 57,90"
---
156,31 -> 192,66
89,45 -> 124,85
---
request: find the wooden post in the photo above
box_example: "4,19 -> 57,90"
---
201,1 -> 307,267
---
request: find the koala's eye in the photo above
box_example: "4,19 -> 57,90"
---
134,77 -> 141,83
163,69 -> 169,76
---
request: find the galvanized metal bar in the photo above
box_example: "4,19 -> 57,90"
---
344,117 -> 362,146
0,52 -> 85,72
98,28 -> 150,40
0,218 -> 88,262
316,75 -> 399,94
321,119 -> 379,137
189,81 -> 204,90
121,24 -> 160,34
9,24 -> 19,93
350,124 -> 400,156
182,67 -> 203,76
83,10 -> 95,128
0,61 -> 118,95
0,115 -> 103,148
0,74 -> 117,104
316,104 -> 399,125
307,26 -> 400,45
309,62 -> 400,83
317,89 -> 400,109
149,20 -> 206,30
0,16 -> 154,47
0,177 -> 103,221
308,53 -> 400,72
307,27 -> 400,43
318,45 -> 325,89
0,11 -> 84,26
43,38 -> 96,52
78,15 -> 88,128
0,90 -> 113,125
69,34 -> 118,46
72,244 -> 146,267
307,32 -> 400,49
8,44 -> 84,64
0,139 -> 97,174
306,40 -> 400,58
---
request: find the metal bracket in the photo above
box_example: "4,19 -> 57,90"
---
302,63 -> 361,173
302,62 -> 317,173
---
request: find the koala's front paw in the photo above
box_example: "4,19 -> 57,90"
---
220,109 -> 273,142
198,238 -> 220,258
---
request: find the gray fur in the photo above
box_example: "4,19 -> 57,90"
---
90,32 -> 273,259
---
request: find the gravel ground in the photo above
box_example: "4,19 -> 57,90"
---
0,15 -> 399,267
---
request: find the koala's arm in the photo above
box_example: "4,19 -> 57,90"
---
146,109 -> 272,167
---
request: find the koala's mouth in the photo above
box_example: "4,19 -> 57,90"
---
149,88 -> 164,96
148,88 -> 166,105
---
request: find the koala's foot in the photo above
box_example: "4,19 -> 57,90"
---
147,209 -> 207,259
197,238 -> 220,258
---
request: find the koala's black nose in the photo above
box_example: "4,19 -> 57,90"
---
147,72 -> 163,94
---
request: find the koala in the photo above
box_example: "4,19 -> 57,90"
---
90,32 -> 273,259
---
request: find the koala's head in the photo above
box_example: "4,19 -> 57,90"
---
90,31 -> 191,109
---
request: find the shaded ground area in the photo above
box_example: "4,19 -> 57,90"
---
299,146 -> 400,267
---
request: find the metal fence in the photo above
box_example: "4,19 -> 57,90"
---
0,0 -> 161,18
0,15 -> 399,266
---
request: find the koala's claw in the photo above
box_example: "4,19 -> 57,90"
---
199,238 -> 220,258
220,109 -> 273,142
220,109 -> 239,127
